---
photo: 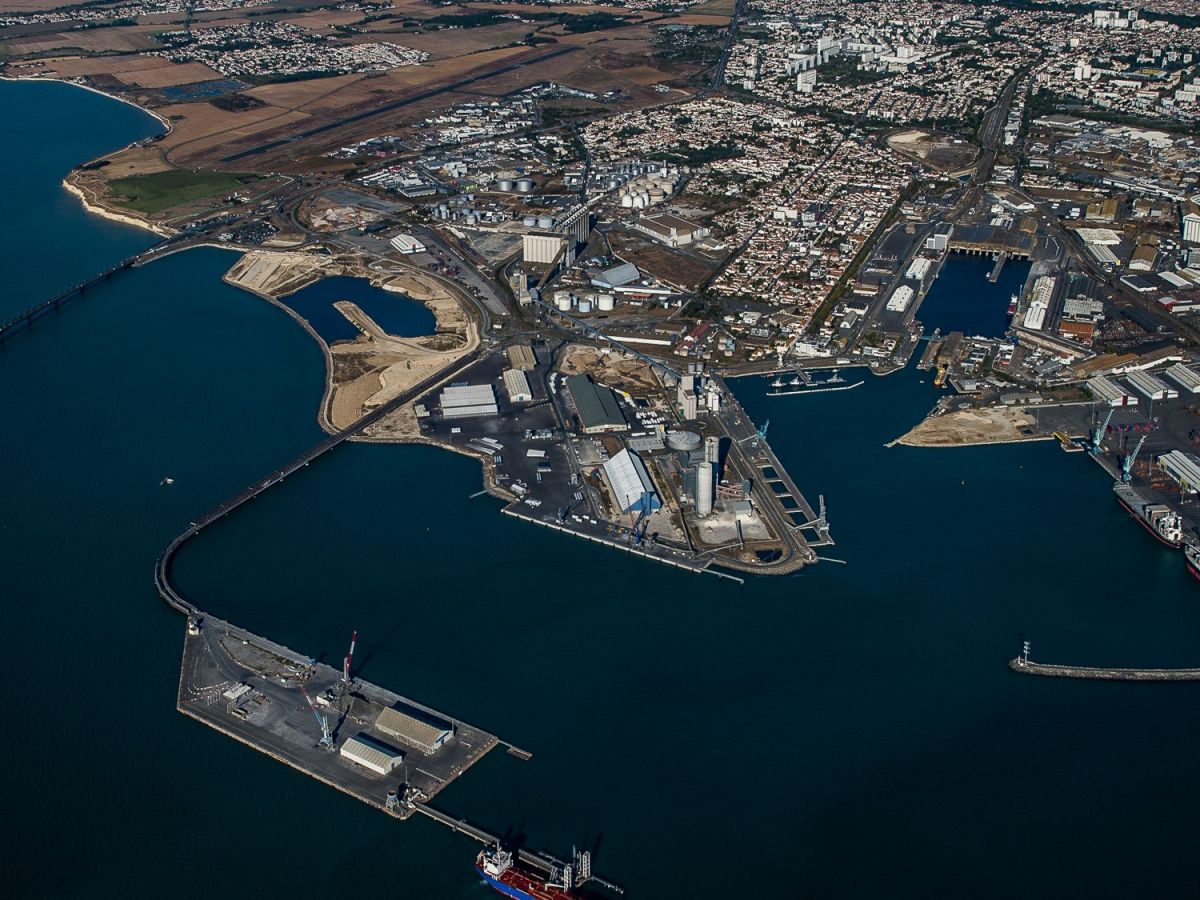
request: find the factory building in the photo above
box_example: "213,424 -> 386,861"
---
1086,375 -> 1138,407
1158,450 -> 1200,495
886,285 -> 914,313
1184,212 -> 1200,245
565,374 -> 627,433
506,344 -> 537,371
440,383 -> 499,419
602,448 -> 661,515
376,704 -> 454,756
591,262 -> 641,291
1127,369 -> 1177,400
558,204 -> 592,244
502,368 -> 533,403
633,213 -> 710,248
340,733 -> 405,775
389,233 -> 426,254
1165,363 -> 1200,393
523,233 -> 566,265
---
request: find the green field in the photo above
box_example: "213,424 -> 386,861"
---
106,169 -> 251,215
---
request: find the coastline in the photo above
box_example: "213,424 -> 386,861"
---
3,74 -> 173,236
0,74 -> 173,133
60,177 -> 171,236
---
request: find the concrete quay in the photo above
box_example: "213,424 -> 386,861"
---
1010,657 -> 1200,682
177,614 -> 504,819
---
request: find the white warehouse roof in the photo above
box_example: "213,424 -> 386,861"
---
1087,375 -> 1137,406
502,368 -> 532,402
340,734 -> 404,775
1127,370 -> 1176,399
602,448 -> 659,514
1166,363 -> 1200,393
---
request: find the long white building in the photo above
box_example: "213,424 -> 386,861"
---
1126,369 -> 1177,400
1086,375 -> 1138,407
602,448 -> 661,515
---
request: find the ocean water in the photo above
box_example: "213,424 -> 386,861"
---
282,275 -> 436,344
4,80 -> 1200,899
0,80 -> 162,317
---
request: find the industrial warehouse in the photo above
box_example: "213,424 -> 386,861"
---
408,339 -> 832,579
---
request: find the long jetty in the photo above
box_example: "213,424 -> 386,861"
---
0,237 -> 177,343
1010,657 -> 1200,682
154,353 -> 475,615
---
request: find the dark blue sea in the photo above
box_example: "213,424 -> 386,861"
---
3,79 -> 1200,899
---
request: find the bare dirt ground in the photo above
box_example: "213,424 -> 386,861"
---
224,249 -> 331,298
559,344 -> 662,396
897,406 -> 1044,447
327,274 -> 479,432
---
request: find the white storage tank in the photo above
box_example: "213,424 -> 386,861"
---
523,216 -> 537,227
497,178 -> 515,192
537,216 -> 554,229
555,294 -> 572,311
597,294 -> 615,311
516,178 -> 535,193
577,299 -> 592,314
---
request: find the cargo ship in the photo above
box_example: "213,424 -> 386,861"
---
1113,483 -> 1183,548
1185,543 -> 1200,581
477,845 -> 593,900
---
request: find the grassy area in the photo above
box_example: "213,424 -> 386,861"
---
105,169 -> 251,215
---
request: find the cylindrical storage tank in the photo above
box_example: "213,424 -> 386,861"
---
621,194 -> 634,208
464,214 -> 477,225
523,216 -> 537,227
555,294 -> 572,311
537,216 -> 554,229
696,462 -> 714,517
497,178 -> 514,192
666,430 -> 703,453
649,188 -> 665,204
516,178 -> 535,193
577,299 -> 592,314
597,294 -> 615,311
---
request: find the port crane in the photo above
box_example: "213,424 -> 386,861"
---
297,682 -> 334,750
738,419 -> 769,446
1122,434 -> 1148,483
1091,407 -> 1115,454
342,630 -> 357,687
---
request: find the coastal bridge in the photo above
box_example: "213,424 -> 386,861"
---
0,237 -> 176,344
154,350 -> 478,615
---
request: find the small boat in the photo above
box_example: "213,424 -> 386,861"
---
789,375 -> 802,386
161,477 -> 175,486
771,378 -> 784,388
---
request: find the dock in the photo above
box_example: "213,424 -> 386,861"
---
987,251 -> 1008,283
1010,656 -> 1200,682
178,614 -> 624,892
178,613 -> 501,821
